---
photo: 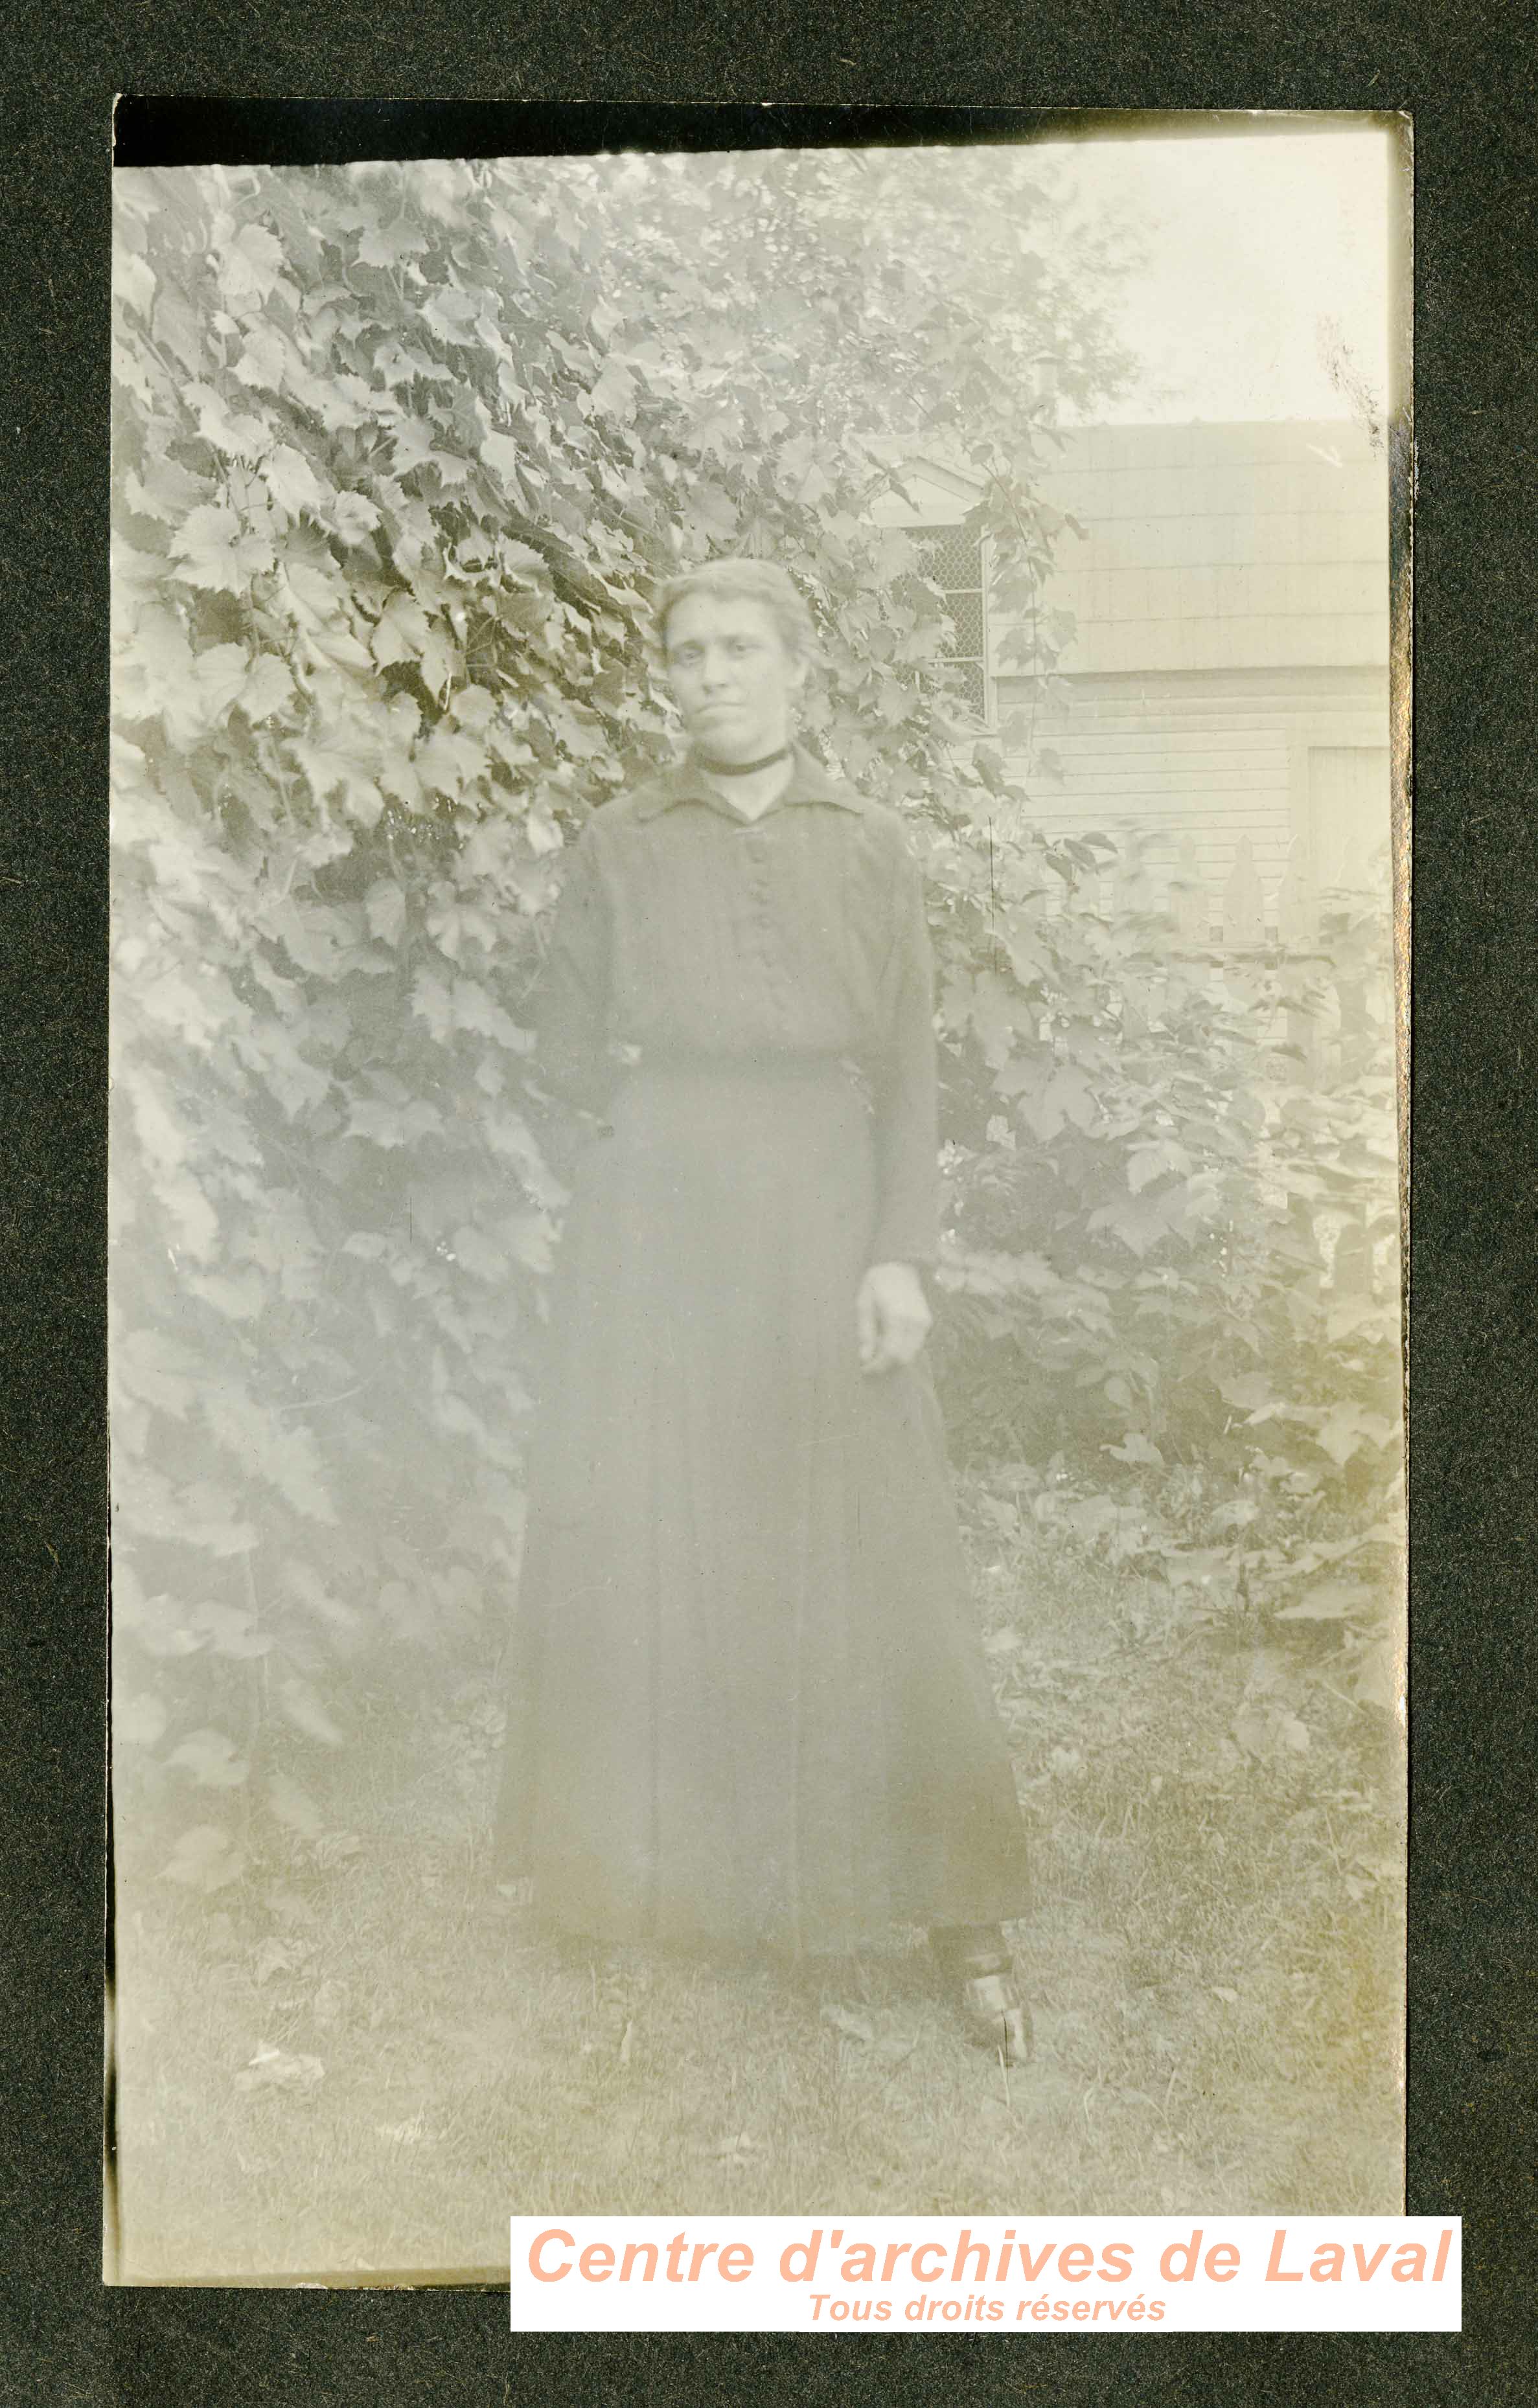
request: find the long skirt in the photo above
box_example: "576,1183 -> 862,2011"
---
496,1058 -> 1031,1957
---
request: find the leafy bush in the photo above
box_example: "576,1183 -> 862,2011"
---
928,815 -> 1403,1721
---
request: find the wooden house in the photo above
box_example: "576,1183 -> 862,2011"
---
873,422 -> 1394,934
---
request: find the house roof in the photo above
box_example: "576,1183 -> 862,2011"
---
875,423 -> 1392,677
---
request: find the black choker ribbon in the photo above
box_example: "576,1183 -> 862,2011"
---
694,744 -> 792,778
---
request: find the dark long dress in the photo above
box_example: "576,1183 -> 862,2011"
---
496,744 -> 1031,1956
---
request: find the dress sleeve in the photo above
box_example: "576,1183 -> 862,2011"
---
868,836 -> 941,1269
531,829 -> 614,1156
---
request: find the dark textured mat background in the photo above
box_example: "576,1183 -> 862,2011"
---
3,22 -> 1534,2406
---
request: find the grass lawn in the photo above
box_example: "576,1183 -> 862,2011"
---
109,1506 -> 1403,2283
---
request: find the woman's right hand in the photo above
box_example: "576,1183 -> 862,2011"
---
856,1261 -> 932,1376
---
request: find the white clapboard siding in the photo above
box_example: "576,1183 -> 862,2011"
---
994,664 -> 1392,914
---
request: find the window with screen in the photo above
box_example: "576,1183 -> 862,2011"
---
912,523 -> 989,723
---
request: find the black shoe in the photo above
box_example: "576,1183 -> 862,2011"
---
930,1924 -> 1034,2065
956,1966 -> 1034,2065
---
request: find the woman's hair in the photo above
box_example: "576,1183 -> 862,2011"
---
653,558 -> 819,661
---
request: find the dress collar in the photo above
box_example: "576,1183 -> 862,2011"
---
632,743 -> 864,822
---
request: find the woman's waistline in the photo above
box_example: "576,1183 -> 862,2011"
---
610,1046 -> 874,1091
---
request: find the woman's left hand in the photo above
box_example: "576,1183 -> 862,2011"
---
856,1261 -> 933,1376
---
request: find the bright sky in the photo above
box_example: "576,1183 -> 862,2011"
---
1033,119 -> 1403,425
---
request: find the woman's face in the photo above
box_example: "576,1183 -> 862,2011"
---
663,593 -> 806,764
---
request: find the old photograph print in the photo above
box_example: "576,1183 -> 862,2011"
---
108,117 -> 1408,2282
